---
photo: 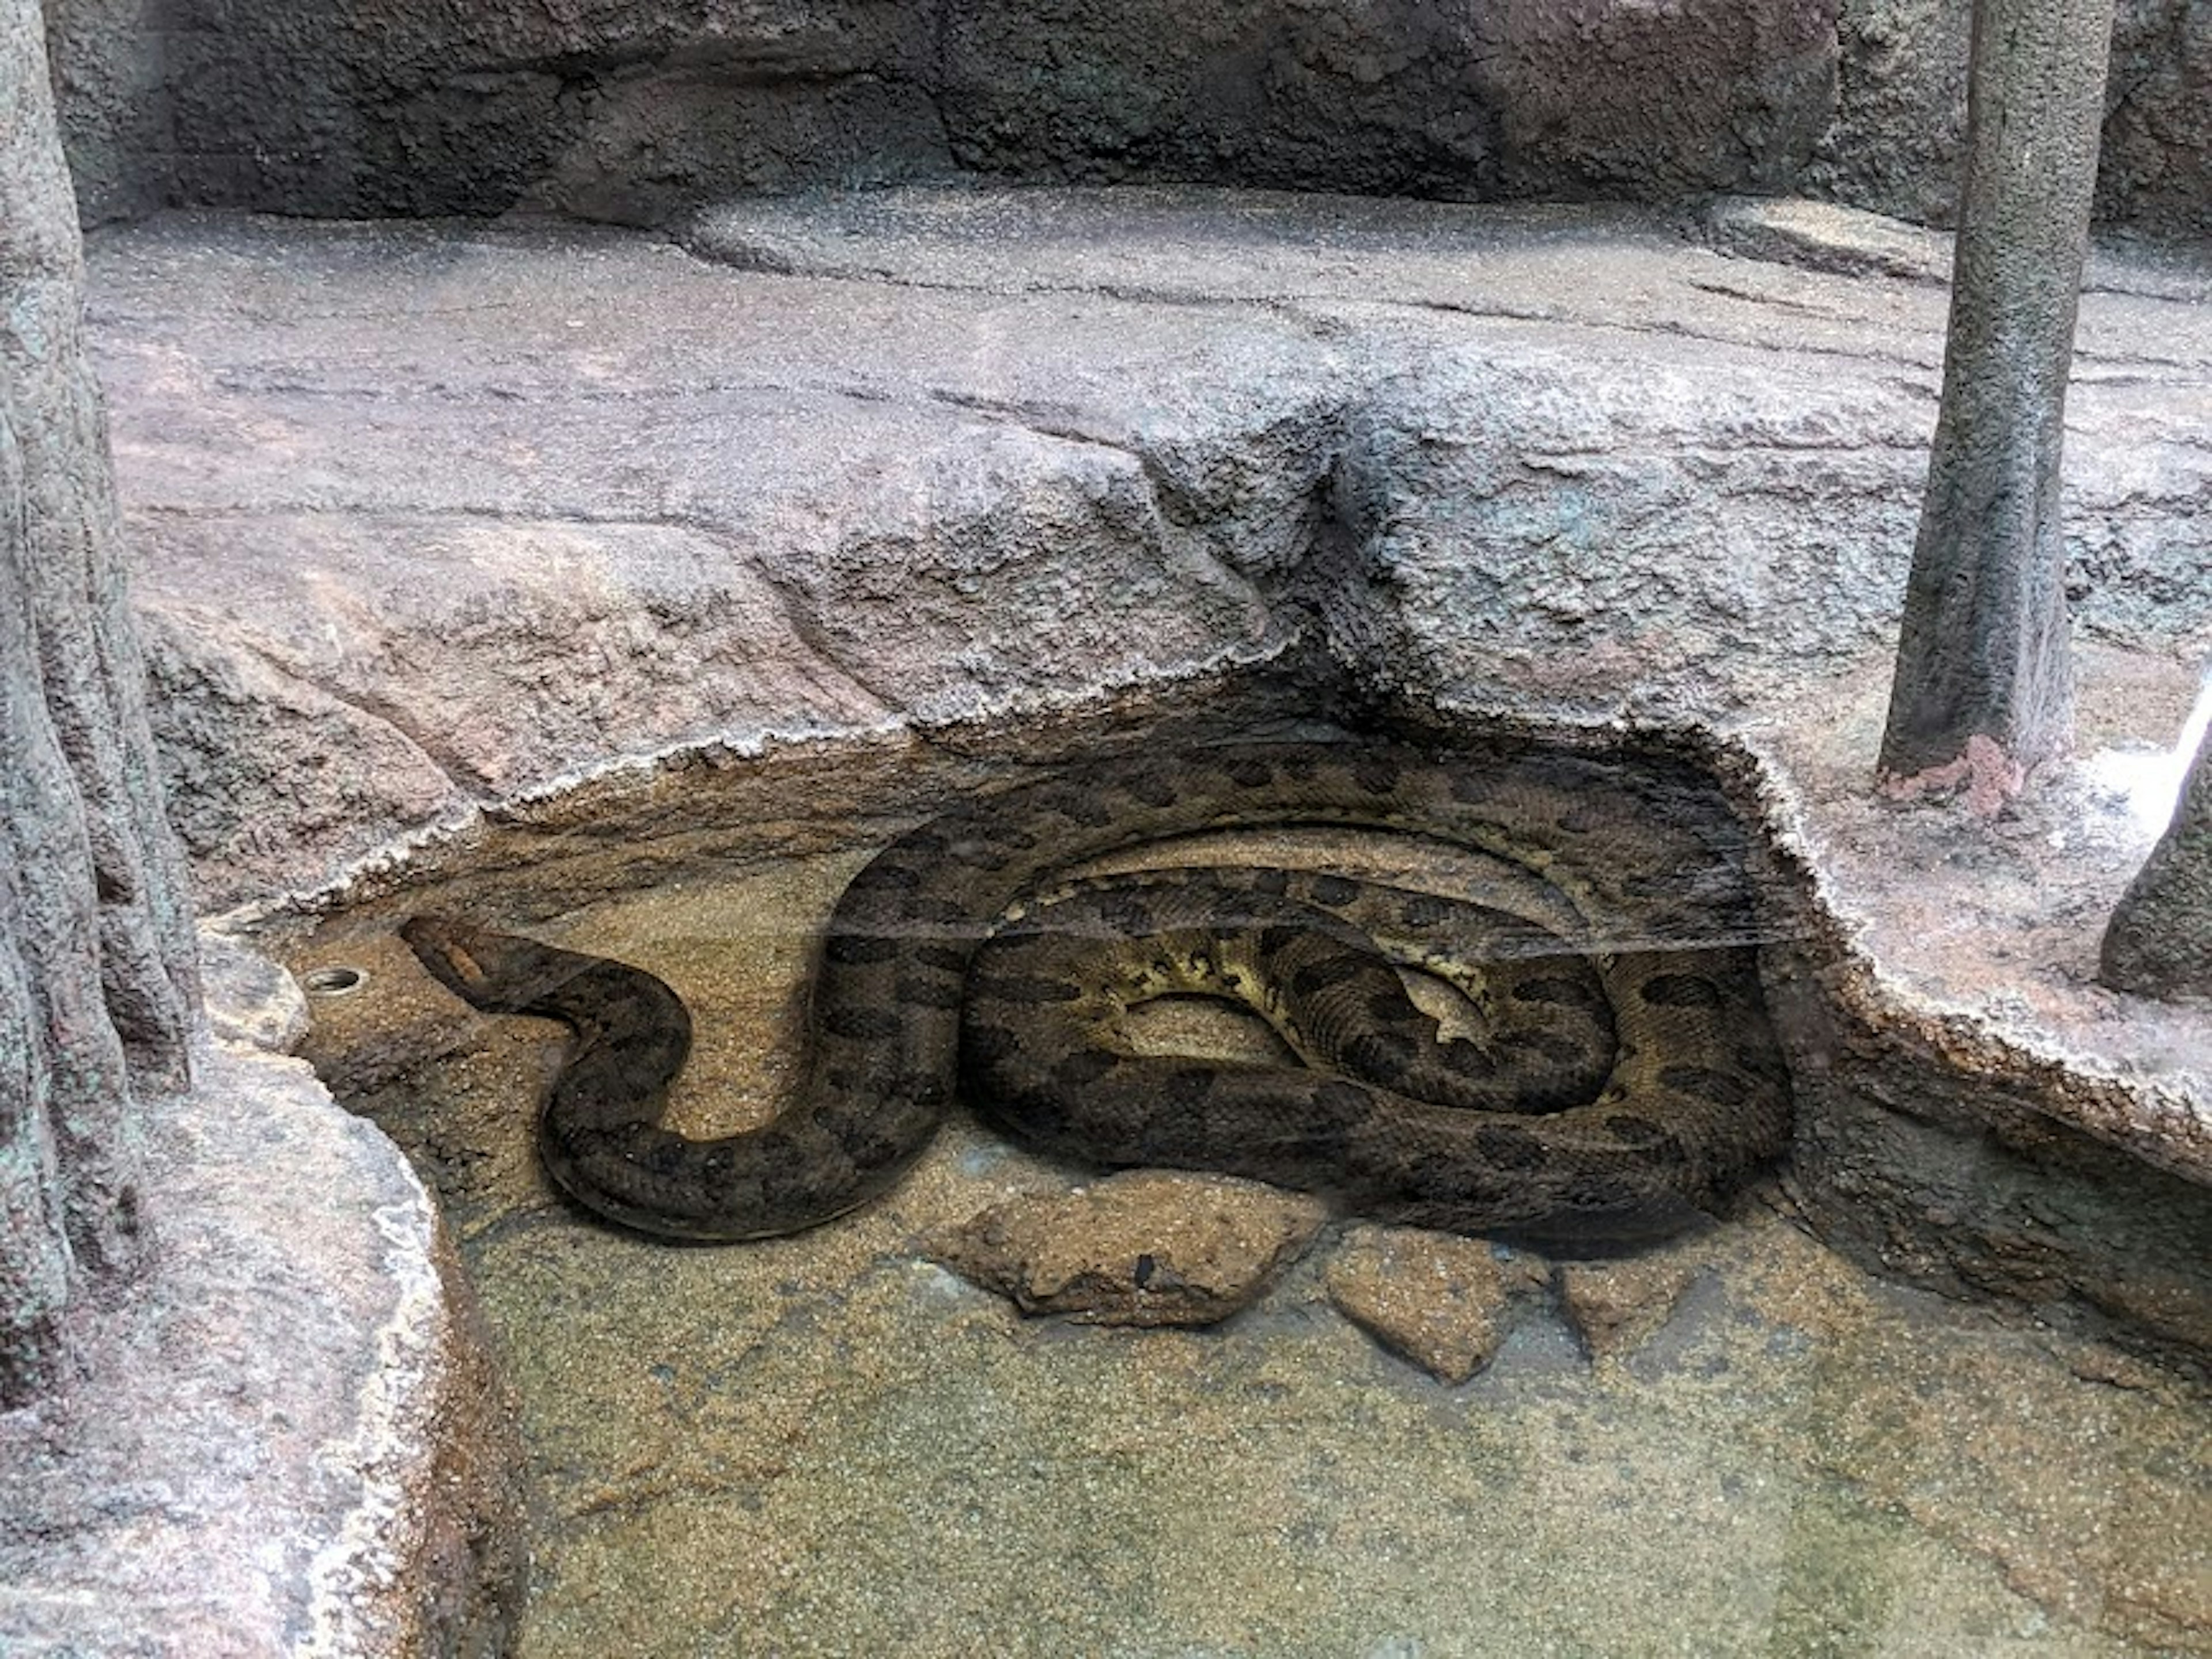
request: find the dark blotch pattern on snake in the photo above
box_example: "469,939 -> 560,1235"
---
401,741 -> 1791,1245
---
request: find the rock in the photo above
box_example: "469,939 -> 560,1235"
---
929,1171 -> 1327,1326
1556,1256 -> 1705,1361
940,0 -> 1830,203
88,193 -> 2212,908
2099,0 -> 2212,238
2100,721 -> 2212,1001
0,1038 -> 524,1658
74,187 -> 2212,1379
138,601 -> 467,911
1327,328 -> 1934,728
1703,194 -> 1952,283
94,208 -> 1331,905
1324,1226 -> 1550,1384
1471,0 -> 1834,202
196,923 -> 310,1052
1806,0 -> 1972,228
45,0 -> 2212,234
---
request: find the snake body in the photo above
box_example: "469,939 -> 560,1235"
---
402,741 -> 1790,1245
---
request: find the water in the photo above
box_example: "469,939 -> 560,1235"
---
276,727 -> 2212,1657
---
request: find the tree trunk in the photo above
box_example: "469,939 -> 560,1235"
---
2,0 -> 199,1406
2101,720 -> 2212,1000
1876,0 -> 2113,800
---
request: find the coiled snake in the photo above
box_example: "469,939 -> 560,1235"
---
402,741 -> 1790,1245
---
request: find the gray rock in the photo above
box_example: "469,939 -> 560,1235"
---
40,0 -> 2212,233
2100,0 -> 2212,238
1323,323 -> 1934,726
137,601 -> 469,915
196,924 -> 310,1052
41,0 -> 169,224
79,187 -> 2212,1381
2101,721 -> 2212,1000
937,1 -> 1499,199
0,1038 -> 524,1657
937,0 -> 1833,202
86,191 -> 2212,910
1703,193 -> 1953,282
1472,0 -> 1835,200
1808,0 -> 1973,228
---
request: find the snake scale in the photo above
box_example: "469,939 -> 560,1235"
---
401,740 -> 1790,1245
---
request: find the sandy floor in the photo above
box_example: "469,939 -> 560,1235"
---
285,732 -> 2212,1658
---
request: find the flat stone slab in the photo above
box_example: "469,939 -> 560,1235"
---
88,188 -> 2212,910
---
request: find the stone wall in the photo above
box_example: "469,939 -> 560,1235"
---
42,0 -> 2212,237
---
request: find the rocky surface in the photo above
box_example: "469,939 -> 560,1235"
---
930,1171 -> 1327,1326
87,187 -> 2212,910
935,0 -> 1835,204
2103,0 -> 2212,237
1737,669 -> 2212,1366
86,192 -> 2212,1354
1323,1226 -> 1550,1384
1806,0 -> 1972,228
1556,1251 -> 1707,1361
2101,721 -> 2212,999
283,810 -> 2211,1657
59,185 -> 2212,1653
41,0 -> 2212,236
0,1032 -> 524,1657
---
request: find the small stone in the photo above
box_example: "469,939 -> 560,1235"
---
199,926 -> 312,1054
2062,1342 -> 2164,1392
1555,1254 -> 1702,1359
1701,195 -> 1953,284
929,1171 -> 1327,1327
1324,1226 -> 1550,1384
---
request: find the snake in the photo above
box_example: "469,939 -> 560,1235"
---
399,740 -> 1791,1246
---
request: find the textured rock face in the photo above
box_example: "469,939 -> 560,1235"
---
39,0 -> 166,222
939,0 -> 1834,200
86,190 -> 2212,908
0,1033 -> 525,1658
39,0 -> 2212,235
8,5 -> 521,1646
85,190 -> 2212,1381
1472,0 -> 1836,200
1323,1225 -> 1550,1383
47,184 -> 2210,1654
2101,0 -> 2212,237
931,1171 -> 1328,1326
2102,725 -> 2212,1001
5,0 -> 199,1403
1325,331 -> 1932,725
1808,0 -> 1972,226
73,0 -> 950,224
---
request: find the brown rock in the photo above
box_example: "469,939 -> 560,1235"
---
930,1171 -> 1326,1327
1556,1255 -> 1703,1361
1324,1226 -> 1550,1384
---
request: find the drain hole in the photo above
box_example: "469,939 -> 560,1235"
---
303,965 -> 366,996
